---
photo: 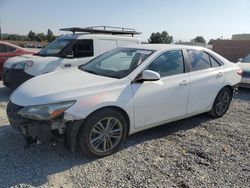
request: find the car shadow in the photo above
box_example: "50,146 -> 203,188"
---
235,88 -> 250,102
0,113 -> 212,187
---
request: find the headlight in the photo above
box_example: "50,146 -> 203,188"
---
18,101 -> 76,121
11,61 -> 34,70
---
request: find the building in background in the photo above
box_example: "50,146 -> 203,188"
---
232,34 -> 250,41
212,33 -> 250,62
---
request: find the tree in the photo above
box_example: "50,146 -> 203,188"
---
6,34 -> 27,41
36,33 -> 46,42
148,31 -> 173,44
208,39 -> 214,45
28,31 -> 36,41
46,29 -> 55,42
193,36 -> 206,43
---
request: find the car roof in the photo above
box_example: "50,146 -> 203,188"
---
125,44 -> 206,51
0,41 -> 23,49
59,34 -> 141,42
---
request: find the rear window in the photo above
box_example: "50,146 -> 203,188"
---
210,56 -> 220,67
242,54 -> 250,63
7,46 -> 16,52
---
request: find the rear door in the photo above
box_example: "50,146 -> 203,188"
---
186,50 -> 225,114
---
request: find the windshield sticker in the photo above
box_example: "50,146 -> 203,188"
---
135,50 -> 152,55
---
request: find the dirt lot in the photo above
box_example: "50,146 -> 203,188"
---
0,81 -> 249,188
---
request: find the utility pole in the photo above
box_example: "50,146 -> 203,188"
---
0,19 -> 2,40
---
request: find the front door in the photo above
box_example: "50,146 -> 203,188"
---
132,50 -> 190,128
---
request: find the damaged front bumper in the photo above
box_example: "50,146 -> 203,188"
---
7,101 -> 83,151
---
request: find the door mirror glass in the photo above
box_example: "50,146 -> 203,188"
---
136,70 -> 160,82
66,50 -> 74,58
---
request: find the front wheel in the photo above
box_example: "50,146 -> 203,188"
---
78,109 -> 128,157
209,87 -> 232,117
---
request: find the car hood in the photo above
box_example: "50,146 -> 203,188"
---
10,68 -> 121,106
240,63 -> 250,72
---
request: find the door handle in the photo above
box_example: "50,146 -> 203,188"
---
217,72 -> 223,77
179,80 -> 189,85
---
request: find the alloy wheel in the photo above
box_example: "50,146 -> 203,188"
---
89,117 -> 123,153
215,91 -> 230,116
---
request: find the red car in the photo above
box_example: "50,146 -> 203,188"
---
0,41 -> 35,80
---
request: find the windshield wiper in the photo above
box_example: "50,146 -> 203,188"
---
83,69 -> 99,75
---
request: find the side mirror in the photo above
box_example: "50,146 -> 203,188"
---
237,58 -> 243,62
135,70 -> 160,82
66,50 -> 74,58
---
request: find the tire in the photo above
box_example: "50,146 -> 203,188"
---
209,87 -> 232,118
78,108 -> 128,157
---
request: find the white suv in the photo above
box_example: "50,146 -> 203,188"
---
7,44 -> 241,157
2,26 -> 141,89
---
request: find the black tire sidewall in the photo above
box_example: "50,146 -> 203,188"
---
78,109 -> 128,157
211,87 -> 232,117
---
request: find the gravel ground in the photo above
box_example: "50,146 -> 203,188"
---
0,81 -> 249,188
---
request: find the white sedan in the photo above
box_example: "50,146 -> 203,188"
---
7,44 -> 241,157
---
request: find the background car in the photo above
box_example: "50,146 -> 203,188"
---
7,44 -> 241,157
0,41 -> 35,80
3,26 -> 141,89
238,54 -> 250,88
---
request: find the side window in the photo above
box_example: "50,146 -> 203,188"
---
187,50 -> 211,71
72,39 -> 93,58
0,44 -> 7,53
210,56 -> 220,68
7,46 -> 16,52
147,50 -> 184,77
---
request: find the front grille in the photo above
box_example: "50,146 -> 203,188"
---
242,71 -> 250,77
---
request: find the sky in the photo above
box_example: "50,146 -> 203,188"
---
0,0 -> 250,42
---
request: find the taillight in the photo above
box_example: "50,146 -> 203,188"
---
237,69 -> 243,76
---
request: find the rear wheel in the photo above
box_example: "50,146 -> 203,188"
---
78,109 -> 128,157
209,87 -> 232,117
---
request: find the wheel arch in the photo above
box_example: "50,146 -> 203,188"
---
67,105 -> 131,152
224,85 -> 234,97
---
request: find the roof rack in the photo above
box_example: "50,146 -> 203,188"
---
60,26 -> 141,36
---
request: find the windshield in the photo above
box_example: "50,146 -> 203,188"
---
242,54 -> 250,63
80,48 -> 154,78
38,38 -> 72,56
